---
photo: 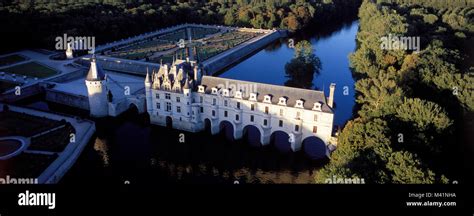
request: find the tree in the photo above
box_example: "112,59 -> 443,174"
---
284,40 -> 321,89
396,98 -> 452,132
386,151 -> 436,184
355,73 -> 403,118
224,10 -> 235,26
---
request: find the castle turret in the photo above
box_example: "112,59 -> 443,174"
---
66,42 -> 73,59
183,78 -> 192,119
145,68 -> 153,114
85,55 -> 108,117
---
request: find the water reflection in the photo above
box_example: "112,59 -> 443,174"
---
93,138 -> 109,167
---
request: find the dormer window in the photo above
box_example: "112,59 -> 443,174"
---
313,102 -> 322,111
249,93 -> 257,101
211,87 -> 218,95
295,99 -> 305,108
198,85 -> 205,93
222,89 -> 230,97
235,90 -> 242,99
278,97 -> 287,106
264,95 -> 272,103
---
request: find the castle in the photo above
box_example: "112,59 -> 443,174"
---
80,23 -> 335,155
140,59 -> 336,153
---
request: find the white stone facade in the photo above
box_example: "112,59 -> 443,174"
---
85,56 -> 146,117
145,63 -> 335,152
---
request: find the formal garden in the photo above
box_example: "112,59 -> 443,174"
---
0,108 -> 76,179
1,62 -> 58,78
105,26 -> 261,63
0,54 -> 27,67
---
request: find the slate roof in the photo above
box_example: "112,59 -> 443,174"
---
200,76 -> 333,113
86,56 -> 106,81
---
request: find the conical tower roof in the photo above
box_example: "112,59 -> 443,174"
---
86,55 -> 106,81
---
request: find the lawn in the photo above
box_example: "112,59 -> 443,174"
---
0,110 -> 64,137
29,123 -> 76,152
2,62 -> 58,78
0,54 -> 27,67
0,80 -> 19,93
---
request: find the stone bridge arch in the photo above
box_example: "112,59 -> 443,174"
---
302,136 -> 328,160
242,124 -> 264,147
270,130 -> 292,153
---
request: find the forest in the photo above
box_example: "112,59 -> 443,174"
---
315,0 -> 473,183
0,0 -> 361,53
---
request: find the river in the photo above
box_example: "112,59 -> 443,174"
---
26,19 -> 359,184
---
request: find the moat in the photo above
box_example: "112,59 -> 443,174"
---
20,19 -> 358,184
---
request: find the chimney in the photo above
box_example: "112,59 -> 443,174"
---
328,83 -> 336,108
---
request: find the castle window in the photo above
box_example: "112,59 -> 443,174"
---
176,97 -> 180,103
313,126 -> 317,133
198,86 -> 205,93
296,112 -> 301,119
200,107 -> 203,113
166,102 -> 171,111
235,114 -> 239,121
249,93 -> 257,101
165,93 -> 171,100
235,91 -> 242,98
224,100 -> 228,107
224,111 -> 228,117
156,103 -> 160,109
263,119 -> 268,126
264,95 -> 272,103
200,96 -> 203,103
265,106 -> 269,114
279,120 -> 283,127
156,94 -> 160,99
314,114 -> 318,122
213,98 -> 216,105
251,104 -> 255,111
250,115 -> 254,122
278,97 -> 287,105
295,99 -> 305,108
177,106 -> 181,113
313,102 -> 322,111
279,109 -> 283,116
212,110 -> 216,117
295,125 -> 299,132
237,102 -> 240,109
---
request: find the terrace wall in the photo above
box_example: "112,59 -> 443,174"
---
0,83 -> 43,103
45,88 -> 89,110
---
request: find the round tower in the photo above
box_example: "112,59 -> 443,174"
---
85,55 -> 108,117
144,68 -> 153,114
